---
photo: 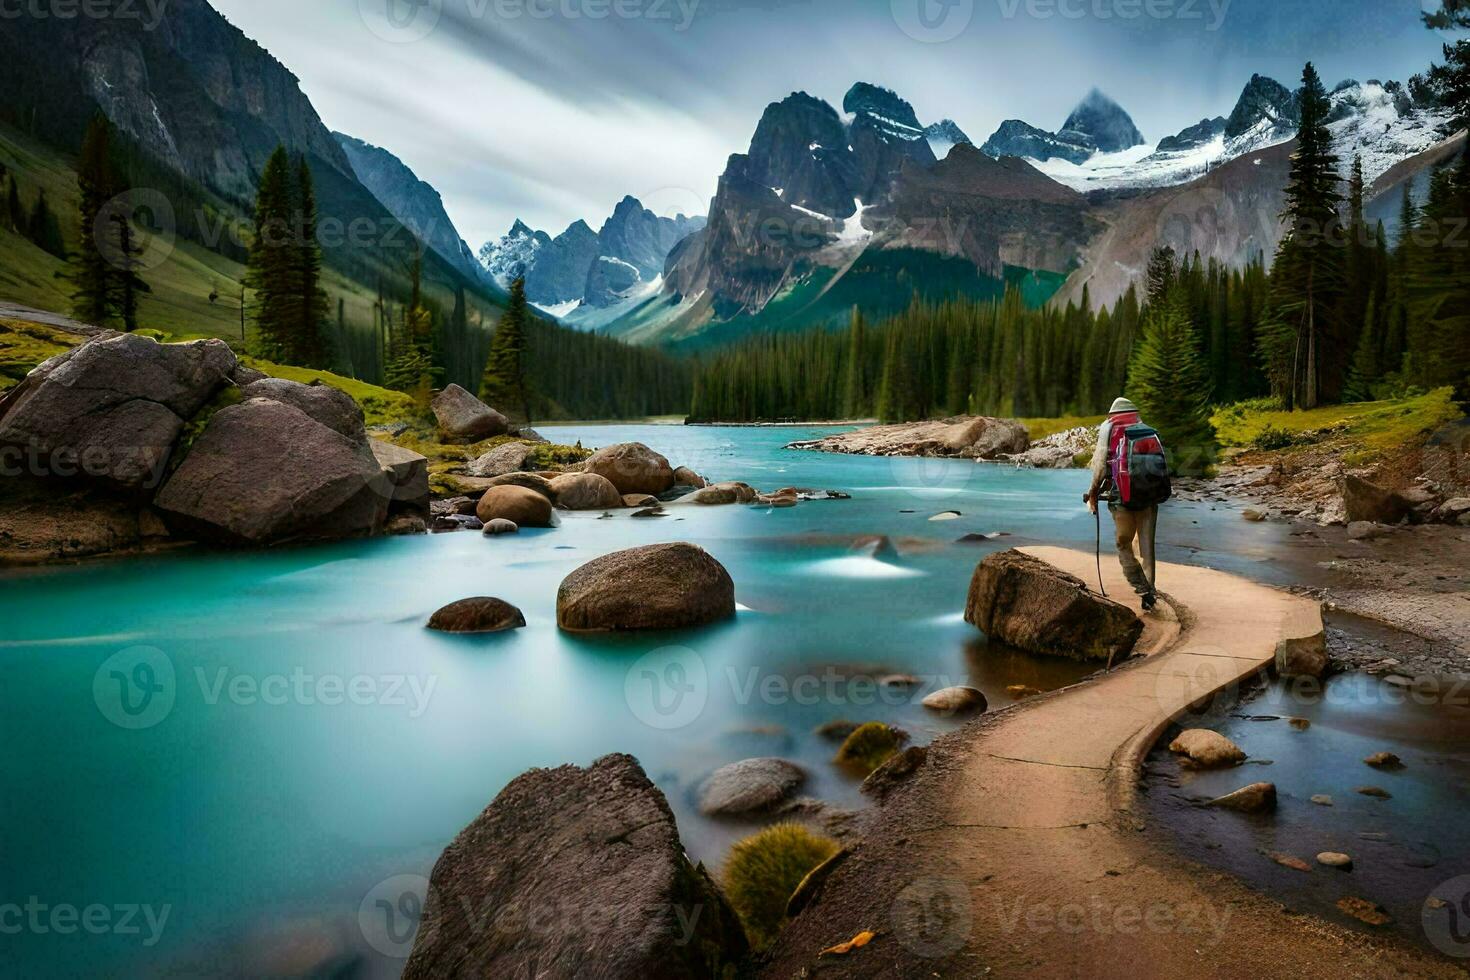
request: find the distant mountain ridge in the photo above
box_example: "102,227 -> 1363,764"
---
478,197 -> 705,326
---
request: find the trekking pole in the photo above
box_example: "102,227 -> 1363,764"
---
1094,503 -> 1108,599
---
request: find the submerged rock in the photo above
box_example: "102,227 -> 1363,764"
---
685,482 -> 759,506
584,442 -> 676,496
482,518 -> 519,536
427,598 -> 526,634
1207,782 -> 1276,813
1363,751 -> 1403,769
1317,852 -> 1353,870
403,754 -> 747,978
698,758 -> 805,816
1169,729 -> 1246,769
1336,897 -> 1391,926
556,543 -> 736,632
965,549 -> 1143,662
432,384 -> 509,443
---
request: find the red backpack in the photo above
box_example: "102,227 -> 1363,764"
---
1108,413 -> 1172,510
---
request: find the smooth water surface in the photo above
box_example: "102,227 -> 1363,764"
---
0,424 -> 1303,977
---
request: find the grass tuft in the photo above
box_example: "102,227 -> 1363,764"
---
722,822 -> 840,951
833,722 -> 908,776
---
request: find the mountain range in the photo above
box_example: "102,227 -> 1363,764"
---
559,72 -> 1456,346
0,0 -> 1460,361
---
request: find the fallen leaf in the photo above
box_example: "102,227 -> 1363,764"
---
820,931 -> 876,956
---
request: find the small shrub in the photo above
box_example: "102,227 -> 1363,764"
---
722,823 -> 840,951
1251,425 -> 1304,451
834,722 -> 907,776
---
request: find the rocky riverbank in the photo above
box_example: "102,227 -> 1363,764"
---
786,416 -> 1030,459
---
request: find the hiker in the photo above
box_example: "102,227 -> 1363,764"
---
1084,397 -> 1172,611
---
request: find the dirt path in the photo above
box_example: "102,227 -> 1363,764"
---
761,547 -> 1462,978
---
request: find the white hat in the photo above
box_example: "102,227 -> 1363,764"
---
1109,397 -> 1138,415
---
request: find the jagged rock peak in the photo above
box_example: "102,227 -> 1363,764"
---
1060,88 -> 1145,153
843,82 -> 924,130
1225,74 -> 1300,139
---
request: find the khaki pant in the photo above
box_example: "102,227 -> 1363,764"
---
1110,504 -> 1158,596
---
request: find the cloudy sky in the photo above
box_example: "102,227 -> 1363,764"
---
211,0 -> 1452,249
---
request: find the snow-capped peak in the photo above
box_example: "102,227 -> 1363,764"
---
479,220 -> 551,288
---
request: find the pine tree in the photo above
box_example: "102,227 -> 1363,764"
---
842,307 -> 867,418
481,276 -> 533,422
1262,62 -> 1346,408
247,146 -> 298,360
72,114 -> 116,325
1128,299 -> 1219,476
291,157 -> 331,368
1145,246 -> 1177,307
5,178 -> 23,234
1345,292 -> 1381,401
26,188 -> 66,259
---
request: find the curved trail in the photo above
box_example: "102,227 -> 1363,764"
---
762,547 -> 1461,978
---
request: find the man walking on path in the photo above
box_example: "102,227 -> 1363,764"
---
1086,397 -> 1166,611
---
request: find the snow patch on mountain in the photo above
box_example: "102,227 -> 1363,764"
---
479,220 -> 550,289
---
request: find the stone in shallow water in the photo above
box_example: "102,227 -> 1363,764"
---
1357,786 -> 1393,799
1207,782 -> 1276,813
427,597 -> 525,634
1363,751 -> 1403,769
1169,729 -> 1246,769
697,758 -> 805,816
1336,897 -> 1390,926
1270,853 -> 1311,872
482,519 -> 519,536
1317,852 -> 1353,870
921,687 -> 987,715
556,543 -> 735,632
1311,794 -> 1334,806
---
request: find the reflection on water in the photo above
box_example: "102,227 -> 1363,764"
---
0,423 -> 1338,976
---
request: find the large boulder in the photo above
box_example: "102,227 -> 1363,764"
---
154,398 -> 388,545
0,333 -> 236,490
550,472 -> 624,511
0,476 -> 143,563
432,384 -> 509,443
964,549 -> 1143,662
403,754 -> 747,979
557,543 -> 736,632
698,758 -> 806,816
466,442 -> 531,478
787,416 -> 1029,459
475,485 -> 555,528
240,378 -> 365,440
370,440 -> 430,516
584,442 -> 676,495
